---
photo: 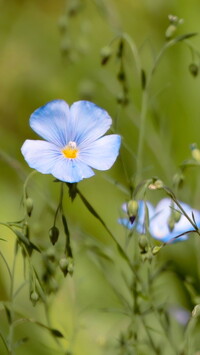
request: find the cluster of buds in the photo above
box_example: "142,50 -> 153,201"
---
165,14 -> 184,40
148,179 -> 164,191
59,257 -> 74,277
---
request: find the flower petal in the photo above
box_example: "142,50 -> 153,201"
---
149,198 -> 198,242
70,101 -> 112,145
21,140 -> 61,173
30,100 -> 71,146
51,158 -> 94,183
21,139 -> 94,183
78,134 -> 121,170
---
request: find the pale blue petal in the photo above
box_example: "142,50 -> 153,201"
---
21,140 -> 94,183
30,100 -> 71,146
70,101 -> 112,145
78,135 -> 121,170
51,158 -> 94,183
149,198 -> 197,243
21,140 -> 61,173
118,218 -> 133,230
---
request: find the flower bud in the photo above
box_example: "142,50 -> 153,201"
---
189,63 -> 199,77
30,291 -> 39,306
117,69 -> 126,82
59,257 -> 69,277
60,39 -> 71,56
172,173 -> 184,188
138,234 -> 148,252
127,200 -> 138,224
192,148 -> 200,162
100,46 -> 112,65
165,24 -> 177,40
152,245 -> 163,255
174,210 -> 181,223
192,304 -> 200,318
46,247 -> 56,262
148,179 -> 164,190
67,258 -> 74,276
68,0 -> 80,16
141,249 -> 153,263
49,226 -> 59,245
25,197 -> 33,217
168,215 -> 175,232
49,278 -> 58,293
58,16 -> 68,33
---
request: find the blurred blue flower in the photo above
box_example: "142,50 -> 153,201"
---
168,306 -> 190,326
119,198 -> 200,242
118,200 -> 154,234
21,100 -> 121,183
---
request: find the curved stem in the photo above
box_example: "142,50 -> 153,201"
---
23,170 -> 37,200
122,32 -> 141,76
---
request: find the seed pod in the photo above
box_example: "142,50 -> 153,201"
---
49,226 -> 59,245
168,215 -> 175,232
138,234 -> 148,252
67,258 -> 74,276
127,200 -> 138,224
59,257 -> 69,277
25,197 -> 33,217
100,46 -> 112,65
165,24 -> 177,40
189,63 -> 199,77
174,210 -> 181,223
30,291 -> 39,306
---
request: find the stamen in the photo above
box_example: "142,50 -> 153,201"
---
62,141 -> 79,159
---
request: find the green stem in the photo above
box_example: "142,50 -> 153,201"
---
122,33 -> 141,76
8,243 -> 17,355
135,89 -> 148,183
76,187 -> 136,273
53,182 -> 64,226
23,170 -> 37,200
140,316 -> 160,354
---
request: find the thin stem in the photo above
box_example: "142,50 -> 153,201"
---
53,182 -> 64,225
140,316 -> 160,354
23,170 -> 37,200
122,32 -> 141,76
76,187 -> 137,274
8,243 -> 18,355
0,251 -> 12,281
135,89 -> 148,183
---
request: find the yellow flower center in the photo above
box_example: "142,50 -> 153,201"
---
62,141 -> 79,159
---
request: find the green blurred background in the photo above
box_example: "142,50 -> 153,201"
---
1,0 -> 200,354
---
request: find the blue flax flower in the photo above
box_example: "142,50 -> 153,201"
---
21,100 -> 121,183
119,198 -> 200,242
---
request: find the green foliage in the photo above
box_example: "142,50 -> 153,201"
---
1,1 -> 200,354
